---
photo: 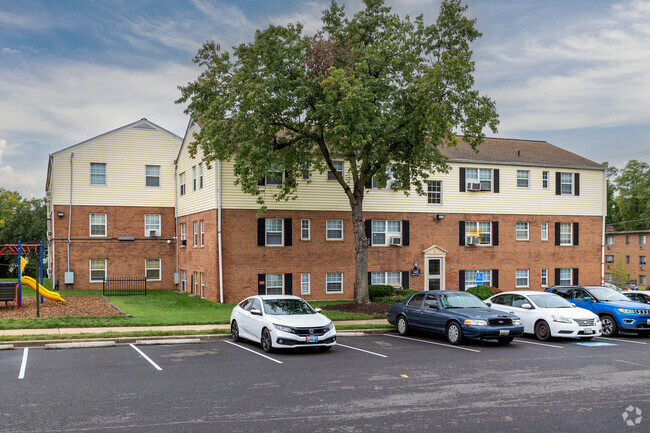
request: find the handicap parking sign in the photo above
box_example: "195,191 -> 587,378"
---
475,272 -> 483,286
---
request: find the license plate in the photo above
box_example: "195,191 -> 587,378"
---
583,329 -> 593,334
306,335 -> 318,342
647,319 -> 650,325
499,330 -> 509,336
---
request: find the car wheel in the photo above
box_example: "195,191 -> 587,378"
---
446,322 -> 463,345
231,320 -> 241,342
318,346 -> 332,352
534,321 -> 551,341
261,328 -> 273,353
600,315 -> 618,337
497,336 -> 514,344
397,316 -> 409,336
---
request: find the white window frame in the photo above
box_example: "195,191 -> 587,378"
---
180,223 -> 186,245
517,170 -> 530,188
371,220 -> 402,246
326,272 -> 343,293
639,275 -> 646,285
265,218 -> 284,246
326,219 -> 344,240
516,269 -> 529,288
466,168 -> 492,191
327,161 -> 343,181
192,166 -> 197,191
542,171 -> 549,189
200,220 -> 204,247
605,272 -> 613,282
559,268 -> 573,285
193,271 -> 198,294
541,268 -> 548,287
371,166 -> 396,189
200,272 -> 205,297
464,270 -> 492,290
145,258 -> 161,281
541,222 -> 548,241
301,273 -> 310,295
193,221 -> 198,246
465,221 -> 492,246
559,222 -> 572,245
370,271 -> 402,287
605,255 -> 614,264
179,173 -> 186,195
640,235 -> 647,245
301,219 -> 311,241
560,172 -> 573,195
516,222 -> 529,240
198,163 -> 204,189
145,165 -> 160,187
89,259 -> 106,282
266,274 -> 284,295
265,167 -> 284,185
606,235 -> 614,245
427,180 -> 442,205
89,213 -> 107,237
641,256 -> 647,266
145,214 -> 161,236
90,163 -> 106,185
181,270 -> 187,292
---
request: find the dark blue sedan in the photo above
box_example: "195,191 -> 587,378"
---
387,290 -> 524,345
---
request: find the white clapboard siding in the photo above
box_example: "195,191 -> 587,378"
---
176,123 -> 217,217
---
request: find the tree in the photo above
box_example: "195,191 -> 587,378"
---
611,257 -> 630,287
607,160 -> 650,230
177,0 -> 498,303
602,163 -> 620,226
0,196 -> 47,278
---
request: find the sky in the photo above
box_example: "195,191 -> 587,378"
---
1,0 -> 649,199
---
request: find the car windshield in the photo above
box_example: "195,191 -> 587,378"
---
439,293 -> 485,308
587,287 -> 632,302
262,299 -> 315,315
528,294 -> 573,308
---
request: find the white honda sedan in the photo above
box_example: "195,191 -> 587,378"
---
485,291 -> 602,341
230,295 -> 337,352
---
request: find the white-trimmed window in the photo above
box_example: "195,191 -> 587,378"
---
89,259 -> 106,282
301,273 -> 310,295
90,213 -> 106,236
266,274 -> 284,295
180,223 -> 187,246
517,170 -> 530,188
146,165 -> 160,187
542,171 -> 549,189
192,166 -> 197,191
559,222 -> 572,245
301,219 -> 310,241
179,173 -> 186,195
516,269 -> 529,287
193,221 -> 198,246
145,258 -> 161,281
265,219 -> 284,246
541,222 -> 548,241
626,255 -> 630,264
605,272 -> 613,282
181,270 -> 187,292
465,221 -> 491,245
265,166 -> 284,185
466,168 -> 492,191
371,272 -> 401,287
559,268 -> 573,285
605,255 -> 614,264
427,180 -> 442,204
200,272 -> 205,297
326,272 -> 343,293
641,256 -> 647,265
371,166 -> 396,189
541,268 -> 548,287
193,271 -> 198,293
145,214 -> 161,236
372,220 -> 401,246
326,219 -> 343,240
200,220 -> 204,246
464,270 -> 492,290
560,172 -> 573,195
606,235 -> 614,245
90,163 -> 106,185
516,222 -> 529,240
640,235 -> 647,245
302,162 -> 311,180
639,275 -> 646,285
327,161 -> 343,181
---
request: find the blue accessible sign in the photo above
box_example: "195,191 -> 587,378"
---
475,272 -> 483,286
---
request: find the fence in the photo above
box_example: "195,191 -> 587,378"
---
102,278 -> 147,296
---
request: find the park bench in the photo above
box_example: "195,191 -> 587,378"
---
0,282 -> 18,309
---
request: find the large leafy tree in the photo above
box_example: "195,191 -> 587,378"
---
177,0 -> 498,303
608,160 -> 650,230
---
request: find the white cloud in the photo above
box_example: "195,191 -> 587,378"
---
0,139 -> 5,165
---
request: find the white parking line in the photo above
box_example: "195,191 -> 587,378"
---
18,348 -> 28,379
336,343 -> 388,358
613,359 -> 647,367
129,344 -> 163,371
513,339 -> 564,349
595,337 -> 647,345
384,334 -> 481,353
224,341 -> 283,364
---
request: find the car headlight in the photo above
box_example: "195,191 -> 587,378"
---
273,323 -> 297,334
512,319 -> 522,326
617,308 -> 638,314
552,315 -> 573,324
323,322 -> 334,332
464,319 -> 488,326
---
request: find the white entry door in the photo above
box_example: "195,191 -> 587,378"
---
427,258 -> 442,291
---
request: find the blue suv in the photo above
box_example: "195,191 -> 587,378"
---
546,286 -> 650,337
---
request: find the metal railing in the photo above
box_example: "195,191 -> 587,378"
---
102,278 -> 147,296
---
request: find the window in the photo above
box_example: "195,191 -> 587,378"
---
606,235 -> 614,245
326,273 -> 343,293
193,271 -> 198,294
192,166 -> 197,191
179,173 -> 186,195
640,275 -> 647,285
605,273 -> 613,282
145,214 -> 161,236
200,220 -> 204,246
516,222 -> 529,240
640,235 -> 647,245
464,270 -> 492,290
541,268 -> 548,287
90,163 -> 106,185
89,213 -> 106,236
265,219 -> 283,246
193,221 -> 198,246
560,172 -> 573,195
626,235 -> 630,245
559,268 -> 573,285
200,272 -> 205,297
181,270 -> 187,292
465,221 -> 491,245
626,256 -> 630,265
145,258 -> 161,281
198,163 -> 203,188
466,168 -> 492,191
605,255 -> 614,263
427,180 -> 442,204
180,223 -> 186,245
516,269 -> 529,287
542,171 -> 549,189
301,219 -> 310,241
89,259 -> 106,282
517,170 -> 530,188
372,220 -> 401,246
559,223 -> 572,245
327,161 -> 343,181
265,167 -> 283,185
371,272 -> 401,287
145,165 -> 160,187
641,256 -> 647,265
371,166 -> 396,189
302,162 -> 311,180
407,293 -> 425,307
326,219 -> 343,240
266,274 -> 284,295
301,273 -> 310,295
541,222 -> 548,241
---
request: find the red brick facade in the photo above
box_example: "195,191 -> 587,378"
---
604,230 -> 648,286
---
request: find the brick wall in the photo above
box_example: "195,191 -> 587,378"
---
177,209 -> 219,301
605,232 -> 648,285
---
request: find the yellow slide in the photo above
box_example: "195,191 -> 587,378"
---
20,258 -> 65,304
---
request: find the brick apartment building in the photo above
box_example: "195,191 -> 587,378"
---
604,227 -> 648,286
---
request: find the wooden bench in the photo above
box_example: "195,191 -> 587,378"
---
0,282 -> 18,309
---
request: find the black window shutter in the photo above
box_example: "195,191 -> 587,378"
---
492,269 -> 499,289
459,270 -> 465,291
365,178 -> 373,188
368,272 -> 372,285
555,268 -> 561,285
258,177 -> 266,186
284,218 -> 292,246
574,173 -> 580,196
573,223 -> 579,245
402,220 -> 410,246
555,172 -> 561,195
573,268 -> 579,285
459,221 -> 466,246
459,168 -> 466,192
365,220 -> 372,246
492,221 -> 499,246
402,271 -> 409,290
493,169 -> 500,193
258,274 -> 265,295
284,273 -> 292,295
257,218 -> 265,246
555,222 -> 561,246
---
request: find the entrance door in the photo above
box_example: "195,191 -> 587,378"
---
427,258 -> 442,290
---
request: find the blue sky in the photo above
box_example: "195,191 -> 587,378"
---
1,0 -> 649,198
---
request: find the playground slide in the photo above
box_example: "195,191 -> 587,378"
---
20,276 -> 65,304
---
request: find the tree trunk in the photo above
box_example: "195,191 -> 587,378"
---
351,198 -> 370,304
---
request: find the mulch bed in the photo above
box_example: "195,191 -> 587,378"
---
321,302 -> 389,314
0,296 -> 126,319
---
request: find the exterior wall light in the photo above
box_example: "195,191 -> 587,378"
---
436,214 -> 445,220
57,211 -> 65,217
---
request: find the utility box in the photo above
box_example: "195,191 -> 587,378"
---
64,272 -> 74,284
174,272 -> 179,284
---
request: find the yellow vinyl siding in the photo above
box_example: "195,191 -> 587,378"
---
176,124 -> 217,217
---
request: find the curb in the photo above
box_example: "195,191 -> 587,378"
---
134,338 -> 201,345
45,341 -> 116,350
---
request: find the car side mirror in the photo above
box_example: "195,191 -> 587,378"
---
582,297 -> 594,302
484,302 -> 492,307
250,309 -> 262,316
521,303 -> 532,309
314,308 -> 322,313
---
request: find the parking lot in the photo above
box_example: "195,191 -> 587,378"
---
2,333 -> 649,432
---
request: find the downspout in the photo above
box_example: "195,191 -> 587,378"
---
218,160 -> 224,303
67,152 -> 74,273
174,162 -> 179,288
601,170 -> 607,284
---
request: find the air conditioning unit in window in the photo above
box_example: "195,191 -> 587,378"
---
148,229 -> 160,237
641,266 -> 645,271
389,236 -> 402,246
181,239 -> 187,246
465,236 -> 479,246
467,181 -> 482,191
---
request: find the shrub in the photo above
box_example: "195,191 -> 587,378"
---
369,285 -> 395,301
465,285 -> 495,300
374,289 -> 419,305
